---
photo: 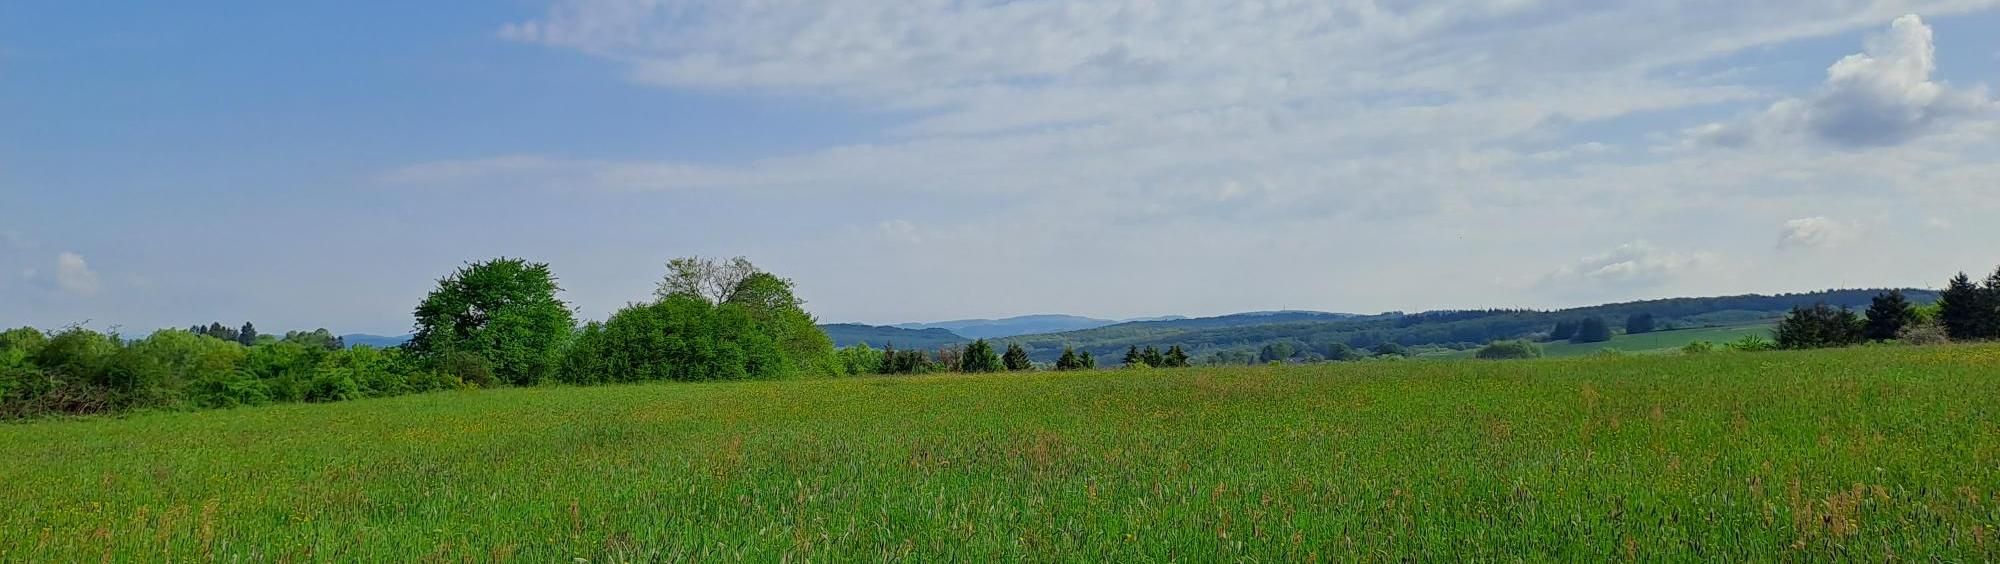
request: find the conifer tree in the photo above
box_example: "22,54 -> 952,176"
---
1055,347 -> 1080,371
1164,345 -> 1190,368
1141,346 -> 1165,367
1123,345 -> 1143,367
1571,317 -> 1612,344
1080,350 -> 1096,369
1002,343 -> 1031,371
237,322 -> 259,347
1863,289 -> 1917,341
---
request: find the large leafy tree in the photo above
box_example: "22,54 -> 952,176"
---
658,258 -> 839,377
408,258 -> 575,386
561,295 -> 783,384
1863,290 -> 1918,341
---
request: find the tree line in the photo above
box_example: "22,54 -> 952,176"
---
1767,267 -> 2000,350
1,256 -> 842,419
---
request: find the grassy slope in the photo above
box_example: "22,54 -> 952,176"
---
1431,322 -> 1778,359
5,346 -> 2000,560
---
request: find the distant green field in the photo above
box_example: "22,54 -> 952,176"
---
1431,322 -> 1779,359
5,345 -> 2000,560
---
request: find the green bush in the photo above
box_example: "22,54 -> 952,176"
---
1475,340 -> 1543,360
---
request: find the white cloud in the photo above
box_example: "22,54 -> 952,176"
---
54,252 -> 100,297
1542,242 -> 1718,290
1691,15 -> 1995,149
1778,216 -> 1856,248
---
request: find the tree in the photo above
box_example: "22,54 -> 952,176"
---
237,322 -> 259,347
1055,346 -> 1082,371
1258,342 -> 1296,362
1325,343 -> 1364,362
1548,320 -> 1578,341
562,295 -> 784,384
1371,342 -> 1409,357
1938,270 -> 2000,341
1475,340 -> 1542,360
1571,317 -> 1612,344
1079,350 -> 1096,369
1863,289 -> 1918,341
722,270 -> 839,377
961,339 -> 1001,373
836,343 -> 883,376
1002,343 -> 1032,371
1773,303 -> 1865,350
1625,313 -> 1656,335
407,258 -> 576,386
1123,346 -> 1144,367
1140,346 -> 1165,368
655,256 -> 759,304
1164,345 -> 1191,368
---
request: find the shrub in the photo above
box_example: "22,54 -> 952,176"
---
1680,341 -> 1716,355
837,343 -> 884,376
1475,340 -> 1542,360
304,370 -> 362,403
1897,319 -> 1950,346
1726,335 -> 1776,352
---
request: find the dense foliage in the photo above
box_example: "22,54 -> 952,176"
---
1,326 -> 461,419
407,258 -> 576,386
1773,303 -> 1866,350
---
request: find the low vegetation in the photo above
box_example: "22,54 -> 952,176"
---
4,345 -> 1999,560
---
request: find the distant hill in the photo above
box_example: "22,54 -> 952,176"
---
341,334 -> 410,349
892,314 -> 1124,339
991,289 -> 1937,363
818,324 -> 966,349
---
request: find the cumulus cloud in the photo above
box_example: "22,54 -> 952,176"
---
1778,216 -> 1856,248
54,252 -> 100,297
1692,15 -> 1994,149
1542,242 -> 1717,290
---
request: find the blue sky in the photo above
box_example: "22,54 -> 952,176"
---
4,1 -> 1999,335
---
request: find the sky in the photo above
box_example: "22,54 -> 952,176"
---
3,1 -> 1999,335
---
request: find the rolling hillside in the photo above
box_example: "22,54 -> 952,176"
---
992,289 -> 1935,363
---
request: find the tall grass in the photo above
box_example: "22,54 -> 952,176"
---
3,345 -> 1998,560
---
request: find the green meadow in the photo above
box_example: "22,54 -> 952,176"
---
5,345 -> 2000,561
1436,322 -> 1783,359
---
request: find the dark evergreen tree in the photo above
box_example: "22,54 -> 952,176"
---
1079,350 -> 1096,369
1625,313 -> 1656,335
1123,345 -> 1143,367
1001,343 -> 1031,371
1140,346 -> 1165,367
960,339 -> 1001,373
1863,289 -> 1917,341
1571,317 -> 1612,344
1164,345 -> 1190,368
1774,303 -> 1866,350
1937,272 -> 1998,341
1055,346 -> 1081,371
1548,319 -> 1578,341
237,322 -> 259,347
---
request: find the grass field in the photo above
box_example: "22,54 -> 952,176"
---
1538,323 -> 1779,357
5,345 -> 2000,560
1427,322 -> 1780,359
